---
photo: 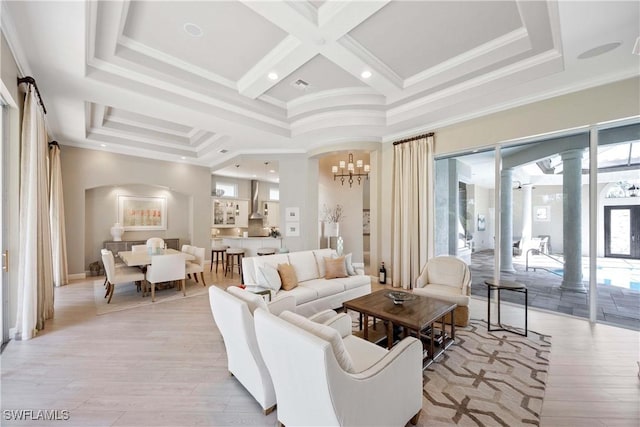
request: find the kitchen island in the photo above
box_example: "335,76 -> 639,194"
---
213,237 -> 282,257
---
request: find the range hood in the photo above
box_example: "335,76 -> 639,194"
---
249,180 -> 263,219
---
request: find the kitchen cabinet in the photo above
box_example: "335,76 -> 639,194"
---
262,201 -> 280,228
212,198 -> 249,228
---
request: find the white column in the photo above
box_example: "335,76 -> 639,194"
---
521,184 -> 533,249
500,168 -> 515,272
560,149 -> 586,292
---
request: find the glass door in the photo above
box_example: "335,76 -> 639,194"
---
604,206 -> 640,259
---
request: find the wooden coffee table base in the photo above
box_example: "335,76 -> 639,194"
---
345,290 -> 457,369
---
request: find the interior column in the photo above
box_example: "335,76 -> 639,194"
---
521,184 -> 533,249
560,149 -> 586,292
500,168 -> 515,272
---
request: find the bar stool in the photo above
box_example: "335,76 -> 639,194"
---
225,248 -> 245,280
257,248 -> 276,256
210,245 -> 229,273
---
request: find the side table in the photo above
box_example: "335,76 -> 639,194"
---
484,279 -> 528,337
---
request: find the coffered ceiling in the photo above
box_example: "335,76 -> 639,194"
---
2,1 -> 638,177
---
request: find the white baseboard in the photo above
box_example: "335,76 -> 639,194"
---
69,273 -> 86,280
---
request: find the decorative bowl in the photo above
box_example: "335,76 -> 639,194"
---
385,291 -> 416,305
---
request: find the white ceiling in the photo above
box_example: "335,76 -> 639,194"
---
3,1 -> 639,180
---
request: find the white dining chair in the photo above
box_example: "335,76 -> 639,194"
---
131,244 -> 147,252
145,254 -> 186,302
147,237 -> 165,250
185,246 -> 206,286
101,250 -> 145,303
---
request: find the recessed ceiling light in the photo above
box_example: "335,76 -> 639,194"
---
100,144 -> 106,148
181,156 -> 186,160
361,70 -> 372,79
183,23 -> 203,38
577,42 -> 621,60
268,72 -> 278,80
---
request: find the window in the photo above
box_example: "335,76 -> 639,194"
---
269,187 -> 279,201
215,182 -> 237,198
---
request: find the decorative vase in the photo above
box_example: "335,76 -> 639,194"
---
325,222 -> 339,237
336,236 -> 344,256
110,222 -> 124,241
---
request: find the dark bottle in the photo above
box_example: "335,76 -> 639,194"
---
379,262 -> 387,284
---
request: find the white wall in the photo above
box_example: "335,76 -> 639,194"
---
61,146 -> 211,275
318,153 -> 366,262
84,185 -> 191,268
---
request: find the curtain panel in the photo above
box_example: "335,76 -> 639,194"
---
15,84 -> 54,340
391,135 -> 435,289
49,143 -> 68,287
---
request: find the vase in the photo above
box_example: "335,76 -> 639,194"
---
110,222 -> 124,242
324,222 -> 339,237
336,236 -> 344,256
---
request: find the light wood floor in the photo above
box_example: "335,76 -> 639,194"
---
1,268 -> 639,426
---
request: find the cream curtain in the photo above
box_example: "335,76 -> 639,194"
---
391,135 -> 435,289
49,143 -> 68,287
15,83 -> 54,340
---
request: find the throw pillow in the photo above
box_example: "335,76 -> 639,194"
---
336,252 -> 357,276
257,264 -> 282,292
277,263 -> 299,290
324,256 -> 348,279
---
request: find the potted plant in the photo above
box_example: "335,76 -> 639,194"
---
321,204 -> 345,237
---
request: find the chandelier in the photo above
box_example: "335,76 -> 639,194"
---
332,153 -> 370,187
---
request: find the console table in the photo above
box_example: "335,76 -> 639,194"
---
103,238 -> 180,255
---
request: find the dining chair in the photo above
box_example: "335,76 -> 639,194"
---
147,237 -> 165,250
101,248 -> 126,290
131,244 -> 147,252
145,254 -> 186,302
101,250 -> 145,303
185,246 -> 206,286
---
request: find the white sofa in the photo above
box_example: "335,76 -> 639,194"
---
242,249 -> 371,317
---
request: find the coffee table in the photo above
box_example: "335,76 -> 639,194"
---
343,289 -> 457,368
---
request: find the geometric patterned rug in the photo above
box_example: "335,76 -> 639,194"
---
421,320 -> 552,426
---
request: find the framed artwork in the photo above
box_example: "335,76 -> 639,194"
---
535,206 -> 550,222
118,195 -> 167,231
362,209 -> 370,235
286,222 -> 300,237
285,207 -> 300,221
477,214 -> 486,231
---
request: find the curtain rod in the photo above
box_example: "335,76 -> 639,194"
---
392,132 -> 434,146
48,140 -> 59,148
17,76 -> 47,114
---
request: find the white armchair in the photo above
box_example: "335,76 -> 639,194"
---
208,286 -> 337,415
413,255 -> 471,327
254,308 -> 423,427
101,250 -> 145,304
145,254 -> 186,302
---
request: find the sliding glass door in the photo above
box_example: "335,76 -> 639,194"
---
434,121 -> 640,330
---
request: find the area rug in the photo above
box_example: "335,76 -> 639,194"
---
421,320 -> 551,426
93,278 -> 210,315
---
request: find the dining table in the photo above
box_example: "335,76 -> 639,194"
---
118,248 -> 195,267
